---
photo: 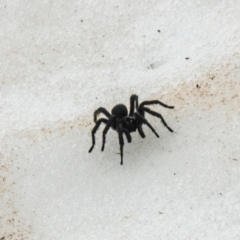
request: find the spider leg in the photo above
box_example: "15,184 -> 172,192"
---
118,124 -> 125,165
123,129 -> 132,143
94,107 -> 111,122
135,112 -> 159,138
129,94 -> 139,115
89,118 -> 108,152
139,100 -> 174,109
141,107 -> 174,132
137,124 -> 146,138
101,122 -> 112,151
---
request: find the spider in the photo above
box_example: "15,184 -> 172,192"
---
88,94 -> 174,165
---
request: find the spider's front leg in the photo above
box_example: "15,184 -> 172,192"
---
137,124 -> 145,138
118,123 -> 125,165
123,129 -> 132,143
135,112 -> 160,138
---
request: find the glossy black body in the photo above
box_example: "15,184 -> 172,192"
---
89,94 -> 174,165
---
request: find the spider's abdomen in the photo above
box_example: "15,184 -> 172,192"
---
111,104 -> 128,118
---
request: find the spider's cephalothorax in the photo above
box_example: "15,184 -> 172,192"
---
89,94 -> 174,165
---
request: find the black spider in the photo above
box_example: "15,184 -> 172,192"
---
89,94 -> 174,165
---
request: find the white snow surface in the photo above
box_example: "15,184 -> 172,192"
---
1,1 -> 240,239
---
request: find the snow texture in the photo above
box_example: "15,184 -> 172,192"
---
0,0 -> 240,239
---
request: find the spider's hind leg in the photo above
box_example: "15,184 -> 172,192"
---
89,118 -> 108,152
142,107 -> 174,132
129,94 -> 139,115
94,107 -> 111,122
101,122 -> 112,151
139,100 -> 174,109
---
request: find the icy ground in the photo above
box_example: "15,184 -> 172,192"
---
0,1 -> 240,239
